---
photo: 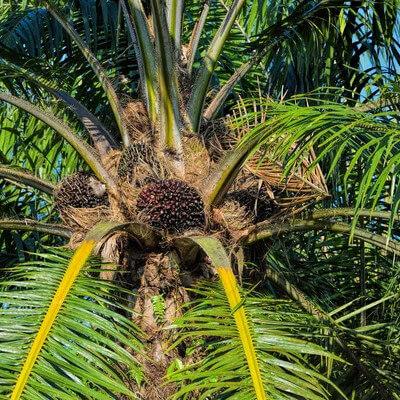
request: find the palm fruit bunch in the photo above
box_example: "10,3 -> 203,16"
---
136,179 -> 205,232
54,172 -> 109,209
117,142 -> 158,183
226,187 -> 278,223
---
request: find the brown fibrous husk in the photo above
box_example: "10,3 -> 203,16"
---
200,118 -> 232,162
117,144 -> 166,185
122,100 -> 153,143
118,180 -> 144,219
214,200 -> 254,233
102,150 -> 122,177
130,252 -> 192,399
178,69 -> 193,112
183,136 -> 211,187
60,205 -> 111,231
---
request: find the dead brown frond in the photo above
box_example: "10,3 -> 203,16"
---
215,98 -> 330,211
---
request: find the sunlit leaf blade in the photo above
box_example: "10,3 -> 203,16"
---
41,0 -> 130,147
0,91 -> 116,190
217,266 -> 266,400
175,236 -> 265,399
10,240 -> 96,400
238,93 -> 400,238
0,246 -> 144,400
150,0 -> 184,176
168,280 -> 344,400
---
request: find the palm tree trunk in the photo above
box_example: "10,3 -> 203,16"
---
128,250 -> 203,399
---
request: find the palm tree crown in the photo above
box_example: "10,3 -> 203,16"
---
1,0 -> 400,399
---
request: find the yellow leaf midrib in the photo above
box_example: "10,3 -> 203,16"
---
11,239 -> 95,400
217,266 -> 267,400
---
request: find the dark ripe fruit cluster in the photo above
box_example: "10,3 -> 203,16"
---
118,143 -> 155,182
54,172 -> 109,209
226,188 -> 278,223
137,179 -> 205,232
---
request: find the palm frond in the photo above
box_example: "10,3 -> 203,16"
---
241,219 -> 400,256
0,5 -> 64,59
0,91 -> 116,190
49,89 -> 120,157
251,0 -> 400,100
174,235 -> 265,399
202,0 -> 338,121
150,0 -> 184,176
127,0 -> 158,121
42,0 -> 130,146
259,235 -> 400,399
186,0 -> 212,74
0,56 -> 119,157
201,143 -> 250,206
238,92 -> 400,238
0,165 -> 55,195
0,219 -> 71,239
0,1 -> 141,139
168,280 -> 344,400
166,0 -> 184,56
0,97 -> 84,185
120,0 -> 148,111
187,0 -> 247,132
0,246 -> 144,400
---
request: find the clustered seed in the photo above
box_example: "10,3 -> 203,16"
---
226,189 -> 278,223
137,179 -> 205,232
118,143 -> 156,182
54,172 -> 109,209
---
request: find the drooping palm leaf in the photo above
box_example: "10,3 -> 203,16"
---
0,246 -> 144,400
40,0 -> 130,146
238,93 -> 400,237
260,232 -> 400,399
0,219 -> 71,239
0,165 -> 55,195
0,0 -> 140,135
174,235 -> 265,399
168,280 -> 345,400
0,91 -> 116,190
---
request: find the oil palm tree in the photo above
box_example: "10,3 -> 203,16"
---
1,0 -> 400,399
